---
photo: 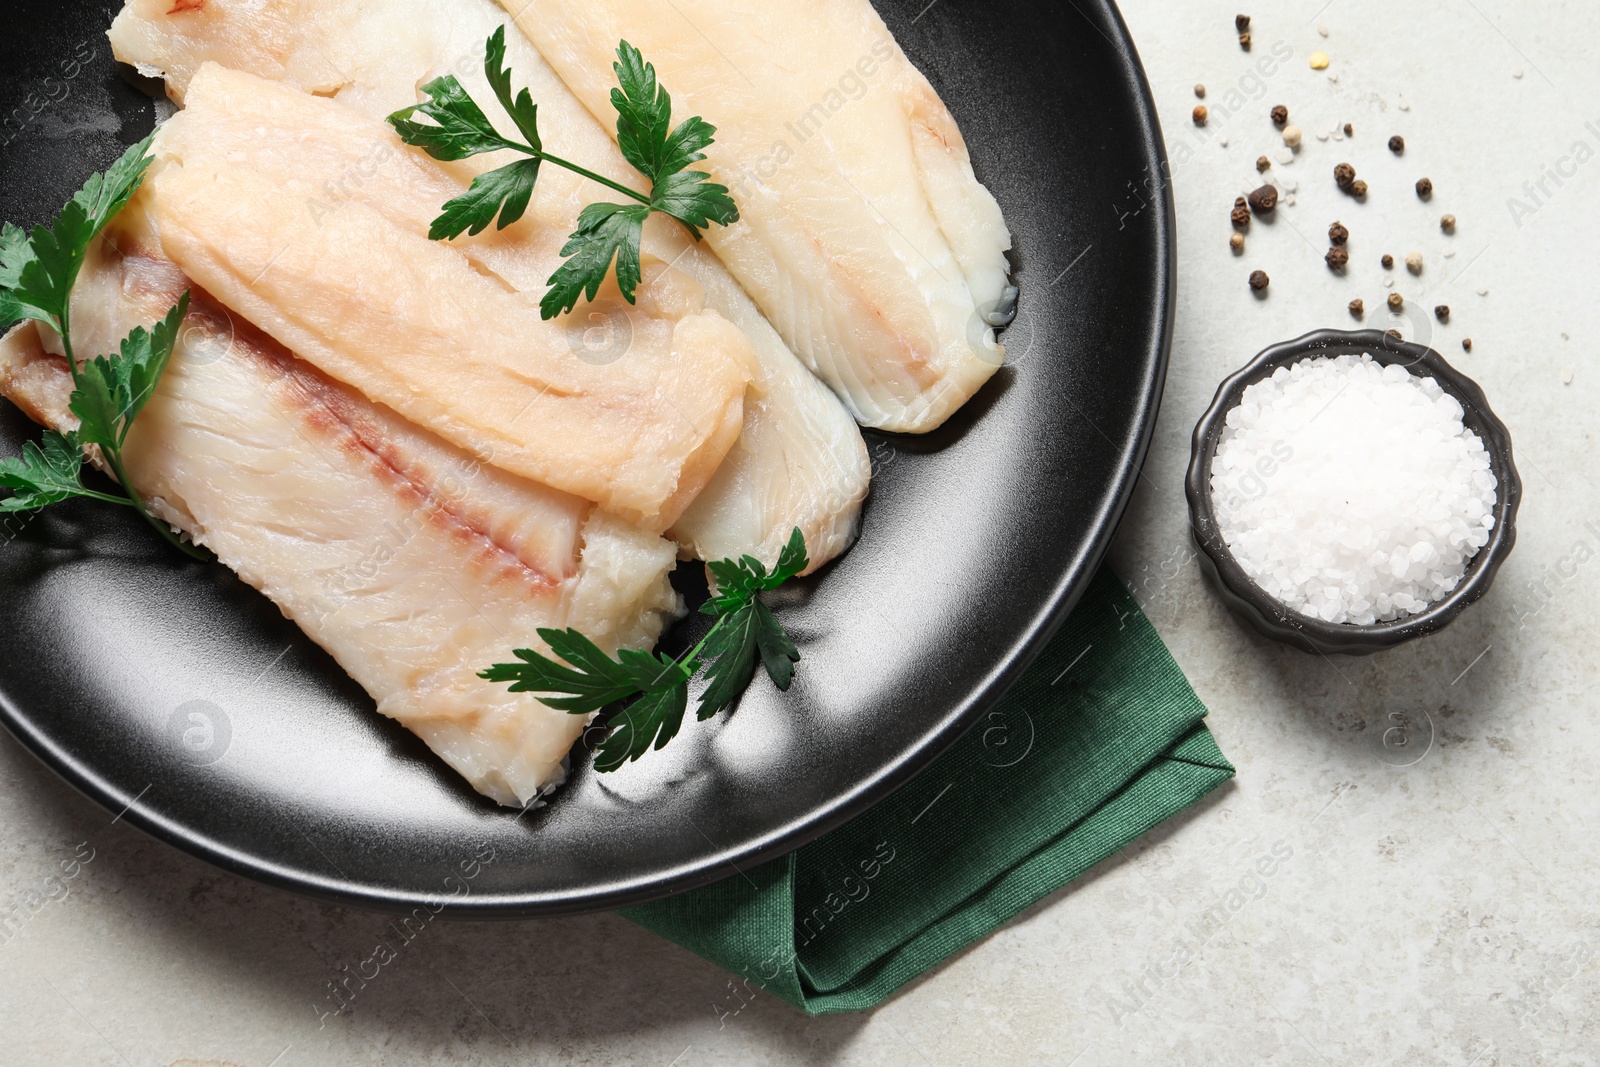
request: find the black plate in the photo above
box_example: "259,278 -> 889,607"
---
0,0 -> 1174,915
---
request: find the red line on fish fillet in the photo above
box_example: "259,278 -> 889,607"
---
98,250 -> 572,590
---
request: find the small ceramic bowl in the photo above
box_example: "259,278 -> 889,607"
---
1185,329 -> 1522,656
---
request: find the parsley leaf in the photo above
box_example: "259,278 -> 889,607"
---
0,135 -> 155,335
482,627 -> 690,714
703,527 -> 810,617
541,202 -> 649,318
0,431 -> 97,512
753,599 -> 802,691
70,293 -> 189,453
429,158 -> 542,241
387,74 -> 515,163
0,137 -> 201,554
594,684 -> 689,772
483,25 -> 542,151
390,31 -> 738,319
610,41 -> 738,237
696,600 -> 761,718
481,529 -> 808,771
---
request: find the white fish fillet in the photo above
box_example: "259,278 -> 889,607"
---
499,0 -> 1014,432
0,233 -> 680,807
109,0 -> 872,571
147,108 -> 755,534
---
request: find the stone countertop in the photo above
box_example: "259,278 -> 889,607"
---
3,1 -> 1597,1064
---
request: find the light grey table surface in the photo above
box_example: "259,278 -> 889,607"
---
3,1 -> 1596,1064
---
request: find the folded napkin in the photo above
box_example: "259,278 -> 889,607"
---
624,567 -> 1233,1015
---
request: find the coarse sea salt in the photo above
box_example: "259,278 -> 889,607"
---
1211,354 -> 1497,626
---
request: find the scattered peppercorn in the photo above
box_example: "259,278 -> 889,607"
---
1381,254 -> 1394,269
1441,213 -> 1457,232
1344,122 -> 1354,136
1351,179 -> 1368,198
1236,13 -> 1251,31
1326,247 -> 1350,270
1230,232 -> 1245,252
1256,155 -> 1271,172
1406,251 -> 1423,274
1248,269 -> 1269,291
1329,221 -> 1349,245
1349,298 -> 1365,317
1283,125 -> 1303,149
1434,305 -> 1450,322
1248,184 -> 1279,215
1387,328 -> 1404,339
1239,32 -> 1252,50
1416,177 -> 1433,198
1388,293 -> 1404,310
1388,135 -> 1404,154
1271,104 -> 1288,127
1334,162 -> 1356,189
1231,197 -> 1251,229
1195,84 -> 1207,99
1462,338 -> 1473,352
1193,105 -> 1208,126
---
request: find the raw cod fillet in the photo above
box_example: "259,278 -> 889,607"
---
148,116 -> 754,534
109,0 -> 872,571
0,231 -> 680,807
499,0 -> 1015,432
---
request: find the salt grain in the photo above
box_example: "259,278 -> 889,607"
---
1211,354 -> 1497,626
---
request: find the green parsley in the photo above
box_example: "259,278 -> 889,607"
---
388,28 -> 738,320
0,136 -> 201,557
483,528 -> 808,772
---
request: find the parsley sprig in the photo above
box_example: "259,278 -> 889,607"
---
388,28 -> 738,320
483,529 -> 808,772
0,136 -> 201,557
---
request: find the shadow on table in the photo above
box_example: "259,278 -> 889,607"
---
1,730 -> 868,1062
1240,576 -> 1519,766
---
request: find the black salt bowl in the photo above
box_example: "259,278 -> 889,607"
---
1185,329 -> 1522,656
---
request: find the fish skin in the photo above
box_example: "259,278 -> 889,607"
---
110,0 -> 871,573
0,234 -> 680,807
497,0 -> 1014,433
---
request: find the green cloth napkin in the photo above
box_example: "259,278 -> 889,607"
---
624,567 -> 1234,1015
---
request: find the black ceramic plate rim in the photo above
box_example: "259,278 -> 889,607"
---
1185,328 -> 1521,657
0,0 -> 1175,917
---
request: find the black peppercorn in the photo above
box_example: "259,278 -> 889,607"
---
1389,135 -> 1405,154
1344,122 -> 1354,136
1329,221 -> 1349,245
1248,269 -> 1269,291
1382,253 -> 1394,269
1256,155 -> 1271,172
1326,247 -> 1350,270
1239,32 -> 1252,50
1271,104 -> 1288,127
1236,13 -> 1250,31
1388,293 -> 1404,310
1334,162 -> 1356,189
1349,298 -> 1365,317
1416,177 -> 1433,198
1231,197 -> 1251,229
1462,338 -> 1473,352
1435,305 -> 1450,322
1351,180 -> 1368,198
